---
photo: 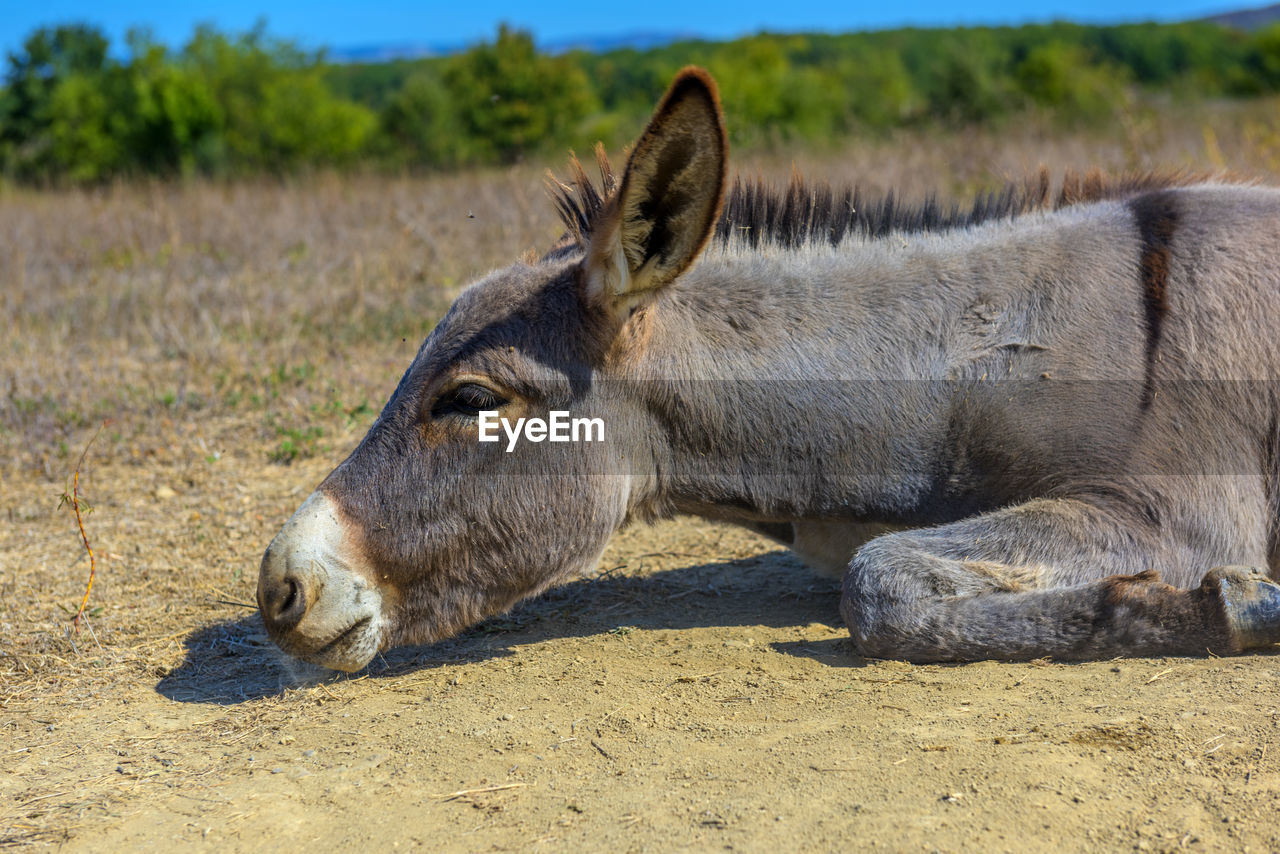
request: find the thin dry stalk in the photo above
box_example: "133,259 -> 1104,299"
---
59,421 -> 106,630
430,783 -> 528,801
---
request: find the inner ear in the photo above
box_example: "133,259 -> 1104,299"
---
584,67 -> 727,311
627,133 -> 702,273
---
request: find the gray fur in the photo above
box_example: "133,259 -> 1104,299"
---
261,69 -> 1280,668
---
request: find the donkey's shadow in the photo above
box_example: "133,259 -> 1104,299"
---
157,552 -> 858,705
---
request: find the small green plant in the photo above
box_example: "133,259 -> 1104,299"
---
269,361 -> 315,388
269,424 -> 323,464
344,400 -> 374,427
311,395 -> 374,427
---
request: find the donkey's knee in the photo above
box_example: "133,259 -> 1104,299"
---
838,531 -> 1053,660
839,536 -> 930,659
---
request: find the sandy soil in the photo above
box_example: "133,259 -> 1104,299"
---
4,435 -> 1280,852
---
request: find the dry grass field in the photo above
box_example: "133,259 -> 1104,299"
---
6,102 -> 1280,851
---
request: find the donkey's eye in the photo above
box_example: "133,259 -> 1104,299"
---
434,383 -> 506,418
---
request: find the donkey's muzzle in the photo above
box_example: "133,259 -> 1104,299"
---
257,563 -> 307,633
256,490 -> 387,672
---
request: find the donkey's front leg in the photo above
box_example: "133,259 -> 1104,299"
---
839,498 -> 1280,662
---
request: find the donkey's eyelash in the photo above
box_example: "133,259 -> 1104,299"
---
432,383 -> 507,418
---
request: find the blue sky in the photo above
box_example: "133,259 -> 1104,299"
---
0,1 -> 1252,56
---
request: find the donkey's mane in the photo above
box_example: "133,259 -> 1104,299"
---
548,145 -> 1214,252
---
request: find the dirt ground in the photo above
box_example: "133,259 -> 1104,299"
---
6,113 -> 1280,851
5,450 -> 1280,853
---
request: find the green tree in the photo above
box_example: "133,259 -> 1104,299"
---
925,38 -> 1015,124
178,24 -> 375,174
1015,41 -> 1128,121
126,32 -> 222,175
0,24 -> 120,180
1233,24 -> 1280,94
840,48 -> 920,129
258,72 -> 376,169
381,70 -> 466,167
42,71 -> 131,181
442,25 -> 595,163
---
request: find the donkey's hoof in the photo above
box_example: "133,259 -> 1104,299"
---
1206,566 -> 1280,650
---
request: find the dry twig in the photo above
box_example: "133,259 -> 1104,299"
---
429,783 -> 527,802
58,422 -> 106,631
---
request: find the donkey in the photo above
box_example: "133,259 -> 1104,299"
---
258,67 -> 1280,672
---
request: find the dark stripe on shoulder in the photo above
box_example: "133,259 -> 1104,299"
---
1128,190 -> 1181,409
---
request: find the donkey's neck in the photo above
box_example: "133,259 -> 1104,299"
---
629,202 -> 1140,526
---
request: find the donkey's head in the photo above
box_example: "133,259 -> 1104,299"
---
257,69 -> 727,670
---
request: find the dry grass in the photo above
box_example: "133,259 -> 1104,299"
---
5,98 -> 1280,848
8,97 -> 1280,476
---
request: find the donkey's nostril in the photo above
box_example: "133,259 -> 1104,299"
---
264,575 -> 307,630
280,577 -> 301,616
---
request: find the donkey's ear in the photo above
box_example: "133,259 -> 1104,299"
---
583,67 -> 727,315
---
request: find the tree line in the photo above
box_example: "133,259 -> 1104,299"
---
4,19 -> 1280,183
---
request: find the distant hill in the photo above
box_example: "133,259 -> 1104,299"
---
539,30 -> 703,53
326,7 -> 1280,64
327,30 -> 700,63
1203,3 -> 1280,30
328,42 -> 452,62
